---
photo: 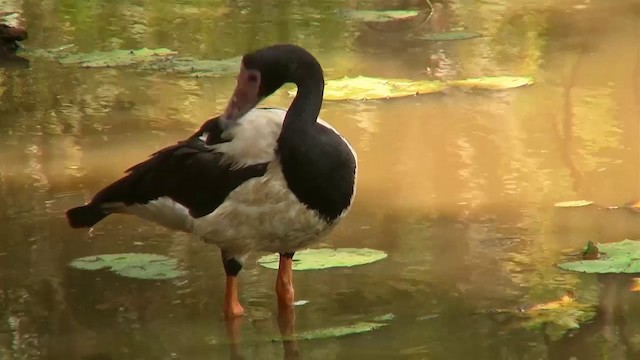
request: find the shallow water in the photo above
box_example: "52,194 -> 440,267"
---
1,0 -> 640,359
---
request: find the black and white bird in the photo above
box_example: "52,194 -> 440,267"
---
66,44 -> 358,318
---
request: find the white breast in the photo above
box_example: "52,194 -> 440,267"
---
210,108 -> 285,168
211,107 -> 357,168
193,159 -> 335,254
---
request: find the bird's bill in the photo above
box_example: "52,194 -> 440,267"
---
220,65 -> 261,125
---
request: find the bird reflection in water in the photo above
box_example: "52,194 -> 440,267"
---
226,306 -> 301,360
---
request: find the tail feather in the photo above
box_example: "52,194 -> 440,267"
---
66,204 -> 108,228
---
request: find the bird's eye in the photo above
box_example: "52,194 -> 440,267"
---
247,73 -> 258,83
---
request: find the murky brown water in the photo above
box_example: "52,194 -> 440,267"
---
1,0 -> 640,358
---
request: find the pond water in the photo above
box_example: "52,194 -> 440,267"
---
1,0 -> 640,359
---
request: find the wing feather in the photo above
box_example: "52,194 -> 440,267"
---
66,116 -> 269,228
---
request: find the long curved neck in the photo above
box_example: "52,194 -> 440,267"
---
279,71 -> 324,139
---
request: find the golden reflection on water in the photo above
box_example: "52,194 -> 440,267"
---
1,0 -> 640,358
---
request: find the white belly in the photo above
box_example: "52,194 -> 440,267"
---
192,160 -> 340,256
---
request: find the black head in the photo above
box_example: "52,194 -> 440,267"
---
243,44 -> 323,97
220,44 -> 323,124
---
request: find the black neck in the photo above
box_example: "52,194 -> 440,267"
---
279,72 -> 324,139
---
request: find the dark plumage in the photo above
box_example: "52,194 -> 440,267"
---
278,122 -> 357,222
66,117 -> 268,227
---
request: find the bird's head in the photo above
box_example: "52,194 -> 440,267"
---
219,44 -> 321,128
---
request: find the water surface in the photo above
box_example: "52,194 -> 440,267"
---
2,0 -> 640,359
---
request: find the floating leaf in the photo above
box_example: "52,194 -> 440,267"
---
257,248 -> 388,271
625,199 -> 640,211
372,313 -> 395,322
558,239 -> 640,274
339,9 -> 419,22
69,253 -> 186,280
57,48 -> 177,68
277,322 -> 386,341
520,292 -> 596,340
289,75 -> 532,101
288,76 -> 446,101
418,31 -> 482,41
553,200 -> 594,208
448,76 -> 534,90
139,56 -> 241,77
52,44 -> 76,52
416,314 -> 439,321
479,292 -> 597,340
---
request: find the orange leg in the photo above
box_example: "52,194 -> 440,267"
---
223,276 -> 245,318
276,253 -> 295,308
222,253 -> 245,318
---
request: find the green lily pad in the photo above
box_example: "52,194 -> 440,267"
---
554,200 -> 594,208
21,45 -> 238,77
340,9 -> 420,22
558,240 -> 640,274
448,76 -> 534,90
57,48 -> 177,68
277,321 -> 386,341
139,56 -> 241,77
418,31 -> 482,41
257,248 -> 388,270
69,253 -> 186,280
288,75 -> 446,101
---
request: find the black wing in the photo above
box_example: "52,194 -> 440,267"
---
66,117 -> 269,228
